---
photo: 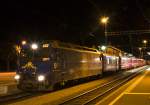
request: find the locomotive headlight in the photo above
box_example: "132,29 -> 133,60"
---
31,43 -> 38,50
14,74 -> 20,80
38,75 -> 45,82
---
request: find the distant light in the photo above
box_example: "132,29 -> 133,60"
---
101,17 -> 109,24
101,46 -> 106,51
14,74 -> 20,80
43,44 -> 49,48
143,40 -> 147,44
146,68 -> 150,71
128,54 -> 133,57
80,60 -> 87,63
31,43 -> 38,50
139,47 -> 142,50
15,45 -> 21,54
22,41 -> 27,45
42,57 -> 50,61
122,57 -> 128,60
112,56 -> 116,60
147,52 -> 150,55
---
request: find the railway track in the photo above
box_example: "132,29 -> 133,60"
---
60,68 -> 146,105
0,72 -> 123,104
0,92 -> 33,104
0,66 -> 147,105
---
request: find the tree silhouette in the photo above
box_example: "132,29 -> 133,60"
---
0,43 -> 17,71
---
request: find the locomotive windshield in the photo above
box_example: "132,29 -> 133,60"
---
21,46 -> 49,60
19,44 -> 50,68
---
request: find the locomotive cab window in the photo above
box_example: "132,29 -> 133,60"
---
20,44 -> 50,62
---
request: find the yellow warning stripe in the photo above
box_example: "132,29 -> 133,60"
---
108,70 -> 149,105
124,93 -> 150,95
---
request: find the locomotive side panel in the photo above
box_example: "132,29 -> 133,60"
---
53,48 -> 103,81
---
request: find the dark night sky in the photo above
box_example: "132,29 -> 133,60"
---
1,0 -> 150,70
0,0 -> 150,47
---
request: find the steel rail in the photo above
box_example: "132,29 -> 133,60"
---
83,69 -> 143,105
60,67 -> 146,105
0,92 -> 32,103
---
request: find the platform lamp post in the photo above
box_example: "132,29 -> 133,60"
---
31,43 -> 38,60
21,40 -> 27,45
142,40 -> 147,58
139,47 -> 142,58
101,16 -> 109,45
143,40 -> 147,47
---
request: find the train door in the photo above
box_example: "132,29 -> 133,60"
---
118,56 -> 121,70
101,54 -> 106,73
99,54 -> 104,75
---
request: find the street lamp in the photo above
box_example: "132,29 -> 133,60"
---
143,40 -> 147,47
139,47 -> 142,58
101,16 -> 109,45
143,40 -> 147,44
31,43 -> 38,61
101,17 -> 109,24
101,45 -> 106,51
21,40 -> 27,45
142,40 -> 147,58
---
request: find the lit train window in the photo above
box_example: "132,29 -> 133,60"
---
100,57 -> 102,61
43,44 -> 49,48
42,57 -> 50,61
107,58 -> 110,64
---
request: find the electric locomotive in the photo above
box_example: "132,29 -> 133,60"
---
15,40 -> 103,91
14,40 -> 145,91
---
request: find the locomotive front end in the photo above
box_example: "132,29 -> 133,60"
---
15,43 -> 52,91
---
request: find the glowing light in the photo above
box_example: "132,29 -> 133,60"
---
122,57 -> 128,60
139,47 -> 142,50
146,68 -> 150,71
128,54 -> 133,57
15,45 -> 21,54
14,74 -> 20,80
22,41 -> 27,45
42,58 -> 50,61
101,46 -> 106,51
43,44 -> 49,48
101,17 -> 109,24
143,40 -> 147,44
31,43 -> 38,50
38,75 -> 45,82
80,60 -> 87,63
112,56 -> 116,60
147,52 -> 150,55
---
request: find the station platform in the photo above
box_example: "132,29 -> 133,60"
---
0,72 -> 17,96
7,66 -> 149,105
97,66 -> 150,105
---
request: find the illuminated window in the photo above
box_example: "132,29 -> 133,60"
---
43,44 -> 49,48
42,57 -> 50,61
107,58 -> 110,64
